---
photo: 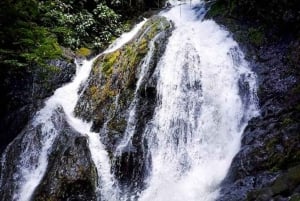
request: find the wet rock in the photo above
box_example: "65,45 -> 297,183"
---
247,165 -> 300,201
206,2 -> 300,200
218,38 -> 300,199
32,123 -> 97,201
0,58 -> 76,155
0,108 -> 97,201
74,16 -> 173,195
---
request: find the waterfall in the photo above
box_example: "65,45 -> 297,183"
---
0,20 -> 147,201
0,1 -> 260,201
137,1 -> 259,201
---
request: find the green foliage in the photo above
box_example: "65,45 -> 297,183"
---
0,0 -> 62,69
38,0 -> 122,49
19,25 -> 62,66
0,0 -> 167,75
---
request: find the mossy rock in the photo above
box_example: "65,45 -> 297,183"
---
102,50 -> 121,76
74,15 -> 173,132
76,47 -> 92,57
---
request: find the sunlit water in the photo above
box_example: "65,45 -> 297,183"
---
137,1 -> 259,201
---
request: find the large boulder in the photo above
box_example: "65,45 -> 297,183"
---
74,16 -> 173,195
32,124 -> 97,201
0,107 -> 97,201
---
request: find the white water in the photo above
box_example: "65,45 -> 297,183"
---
1,1 -> 260,200
137,1 -> 259,201
6,20 -> 147,201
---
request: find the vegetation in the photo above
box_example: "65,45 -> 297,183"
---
206,0 -> 300,33
0,0 -> 166,71
76,48 -> 92,57
0,0 -> 60,68
38,0 -> 123,50
0,0 -> 166,153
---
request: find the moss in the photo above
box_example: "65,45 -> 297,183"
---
269,154 -> 285,172
265,137 -> 278,151
275,165 -> 300,192
92,57 -> 102,74
138,38 -> 149,55
89,85 -> 100,102
101,83 -> 117,101
271,165 -> 300,195
286,40 -> 300,68
286,165 -> 300,183
248,27 -> 264,46
107,118 -> 127,133
271,178 -> 289,195
76,16 -> 172,132
247,165 -> 300,200
124,45 -> 138,69
76,47 -> 91,57
295,104 -> 300,112
229,0 -> 238,14
148,23 -> 159,39
61,47 -> 75,62
102,50 -> 120,76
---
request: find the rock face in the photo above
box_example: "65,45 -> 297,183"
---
0,108 -> 97,201
0,58 -> 76,155
32,124 -> 97,201
205,1 -> 300,200
75,16 -> 173,195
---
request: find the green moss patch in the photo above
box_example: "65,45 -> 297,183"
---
76,47 -> 91,57
74,16 -> 172,142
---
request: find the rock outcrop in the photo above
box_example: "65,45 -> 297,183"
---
0,58 -> 76,155
74,16 -> 173,195
32,122 -> 97,201
0,108 -> 97,201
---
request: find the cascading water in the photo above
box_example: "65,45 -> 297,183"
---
136,1 -> 259,201
0,1 -> 260,201
0,20 -> 147,201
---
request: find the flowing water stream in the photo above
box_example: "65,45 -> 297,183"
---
137,2 -> 259,200
0,1 -> 259,201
